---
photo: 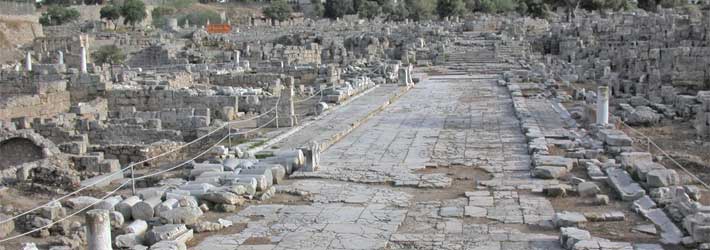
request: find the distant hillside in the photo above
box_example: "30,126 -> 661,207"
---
0,15 -> 43,64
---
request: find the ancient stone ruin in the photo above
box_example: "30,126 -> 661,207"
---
2,1 -> 710,250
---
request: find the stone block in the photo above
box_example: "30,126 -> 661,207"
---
554,211 -> 587,227
533,166 -> 568,179
646,169 -> 680,188
145,224 -> 188,245
577,182 -> 600,197
159,207 -> 203,225
606,168 -> 645,201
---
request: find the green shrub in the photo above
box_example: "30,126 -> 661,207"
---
151,6 -> 176,28
358,0 -> 382,19
436,0 -> 466,18
92,45 -> 126,65
121,0 -> 147,28
324,0 -> 355,19
39,6 -> 80,26
263,0 -> 293,23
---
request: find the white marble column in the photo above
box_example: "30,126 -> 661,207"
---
597,86 -> 609,126
85,209 -> 112,250
25,51 -> 32,71
80,46 -> 88,74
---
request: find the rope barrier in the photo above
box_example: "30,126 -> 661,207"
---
0,94 -> 283,226
619,121 -> 710,190
0,180 -> 130,243
0,116 -> 280,243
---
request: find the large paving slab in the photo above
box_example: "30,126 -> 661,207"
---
268,85 -> 409,151
293,75 -> 536,188
196,42 -> 564,250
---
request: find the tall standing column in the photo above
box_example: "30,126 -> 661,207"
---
80,46 -> 88,74
235,50 -> 240,65
25,51 -> 32,72
58,51 -> 64,65
85,209 -> 112,250
597,86 -> 609,126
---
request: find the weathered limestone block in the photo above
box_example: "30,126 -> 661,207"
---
598,129 -> 632,147
149,240 -> 186,250
155,199 -> 179,217
158,207 -> 203,225
66,196 -> 100,209
606,168 -> 646,201
189,163 -> 223,178
201,191 -> 245,205
533,155 -> 575,170
631,161 -> 666,182
239,167 -> 274,187
554,211 -> 588,227
145,224 -> 188,245
577,182 -> 600,197
177,183 -> 216,197
560,227 -> 591,250
646,169 -> 680,188
533,166 -> 567,179
235,174 -> 270,191
124,219 -> 148,235
93,196 -> 123,211
619,152 -> 652,168
115,233 -> 144,248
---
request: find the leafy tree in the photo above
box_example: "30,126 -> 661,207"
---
406,0 -> 436,21
521,0 -> 549,18
151,6 -> 176,28
477,0 -> 517,13
39,6 -> 80,26
92,45 -> 126,65
324,0 -> 355,19
637,0 -> 658,11
169,0 -> 197,9
358,0 -> 381,19
580,0 -> 627,11
436,0 -> 466,18
311,0 -> 325,17
100,5 -> 121,29
382,1 -> 410,21
658,0 -> 685,8
263,0 -> 293,24
121,0 -> 147,29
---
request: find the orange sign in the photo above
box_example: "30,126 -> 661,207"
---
206,24 -> 232,34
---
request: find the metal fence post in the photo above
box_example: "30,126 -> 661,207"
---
130,165 -> 136,195
228,125 -> 232,148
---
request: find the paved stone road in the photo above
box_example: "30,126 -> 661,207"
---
195,72 -> 563,250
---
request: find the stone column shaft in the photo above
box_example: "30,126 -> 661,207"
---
86,209 -> 112,250
597,86 -> 609,126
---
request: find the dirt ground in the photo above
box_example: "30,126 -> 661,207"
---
624,120 -> 710,188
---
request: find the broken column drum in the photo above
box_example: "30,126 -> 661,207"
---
86,209 -> 112,250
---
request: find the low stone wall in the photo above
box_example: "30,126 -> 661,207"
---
107,86 -> 238,121
88,140 -> 185,168
209,73 -> 283,88
85,121 -> 183,145
0,91 -> 71,122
